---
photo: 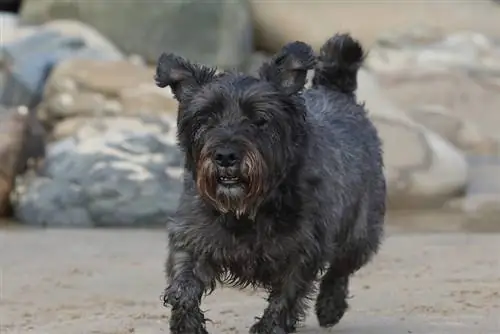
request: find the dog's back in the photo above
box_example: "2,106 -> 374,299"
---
300,33 -> 386,271
302,33 -> 384,202
297,35 -> 386,328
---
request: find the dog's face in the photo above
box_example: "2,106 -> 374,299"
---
155,42 -> 316,218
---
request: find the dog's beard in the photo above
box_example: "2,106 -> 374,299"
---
196,145 -> 267,219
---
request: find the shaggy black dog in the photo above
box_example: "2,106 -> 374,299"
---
155,33 -> 386,334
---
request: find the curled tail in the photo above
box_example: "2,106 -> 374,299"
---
312,33 -> 365,94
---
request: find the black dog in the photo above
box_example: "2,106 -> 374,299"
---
155,33 -> 386,334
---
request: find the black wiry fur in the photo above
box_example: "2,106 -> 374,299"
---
312,33 -> 365,95
156,33 -> 386,334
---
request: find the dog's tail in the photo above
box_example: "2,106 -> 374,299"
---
312,33 -> 365,95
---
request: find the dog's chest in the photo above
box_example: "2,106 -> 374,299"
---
202,223 -> 293,285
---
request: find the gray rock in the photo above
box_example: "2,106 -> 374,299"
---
13,177 -> 94,227
19,0 -> 253,69
0,23 -> 123,108
12,116 -> 183,227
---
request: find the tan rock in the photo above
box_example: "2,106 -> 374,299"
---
51,116 -> 97,141
250,1 -> 500,53
357,70 -> 468,210
51,115 -> 177,143
444,194 -> 500,228
376,70 -> 500,146
39,59 -> 178,134
407,105 -> 500,156
366,31 -> 500,145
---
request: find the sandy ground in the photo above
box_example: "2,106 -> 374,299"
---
1,228 -> 499,334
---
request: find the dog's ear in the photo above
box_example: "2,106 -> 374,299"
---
259,41 -> 316,95
155,53 -> 217,101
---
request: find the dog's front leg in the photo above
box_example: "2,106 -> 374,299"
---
164,248 -> 211,334
250,269 -> 316,334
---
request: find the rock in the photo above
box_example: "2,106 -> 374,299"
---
43,20 -> 124,60
357,70 -> 468,210
376,25 -> 445,49
38,59 -> 178,136
366,31 -> 500,75
466,155 -> 500,195
19,0 -> 253,69
375,70 -> 500,145
367,31 -> 500,144
0,20 -> 124,109
250,1 -> 500,53
407,105 -> 500,156
0,105 -> 45,217
12,116 -> 183,227
0,12 -> 33,44
444,194 -> 500,228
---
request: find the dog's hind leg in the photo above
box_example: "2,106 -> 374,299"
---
315,266 -> 350,328
315,243 -> 377,328
316,194 -> 384,328
250,267 -> 318,334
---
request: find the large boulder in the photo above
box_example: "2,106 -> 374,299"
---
12,116 -> 183,227
357,70 -> 468,210
407,105 -> 499,156
366,31 -> 500,148
445,155 -> 500,228
37,58 -> 178,140
0,19 -> 123,109
19,0 -> 253,69
250,1 -> 500,53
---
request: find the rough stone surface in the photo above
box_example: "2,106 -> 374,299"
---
367,31 -> 500,143
0,19 -> 123,108
367,31 -> 500,75
38,59 -> 178,136
445,194 -> 500,227
19,0 -> 253,69
12,116 -> 183,227
408,105 -> 500,156
250,1 -> 500,53
357,70 -> 468,209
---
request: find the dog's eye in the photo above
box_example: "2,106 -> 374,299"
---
254,118 -> 267,127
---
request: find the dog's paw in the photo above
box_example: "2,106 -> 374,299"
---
169,304 -> 208,334
163,281 -> 199,309
315,295 -> 348,328
249,320 -> 287,334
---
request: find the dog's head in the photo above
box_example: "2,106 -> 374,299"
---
155,42 -> 315,218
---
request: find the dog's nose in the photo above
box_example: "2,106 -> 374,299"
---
214,148 -> 239,167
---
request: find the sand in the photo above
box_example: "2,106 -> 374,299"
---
1,228 -> 499,334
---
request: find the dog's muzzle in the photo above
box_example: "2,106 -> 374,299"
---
196,139 -> 267,218
214,147 -> 244,187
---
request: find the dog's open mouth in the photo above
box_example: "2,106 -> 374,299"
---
218,176 -> 240,186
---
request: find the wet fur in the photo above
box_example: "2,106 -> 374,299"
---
156,34 -> 386,334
